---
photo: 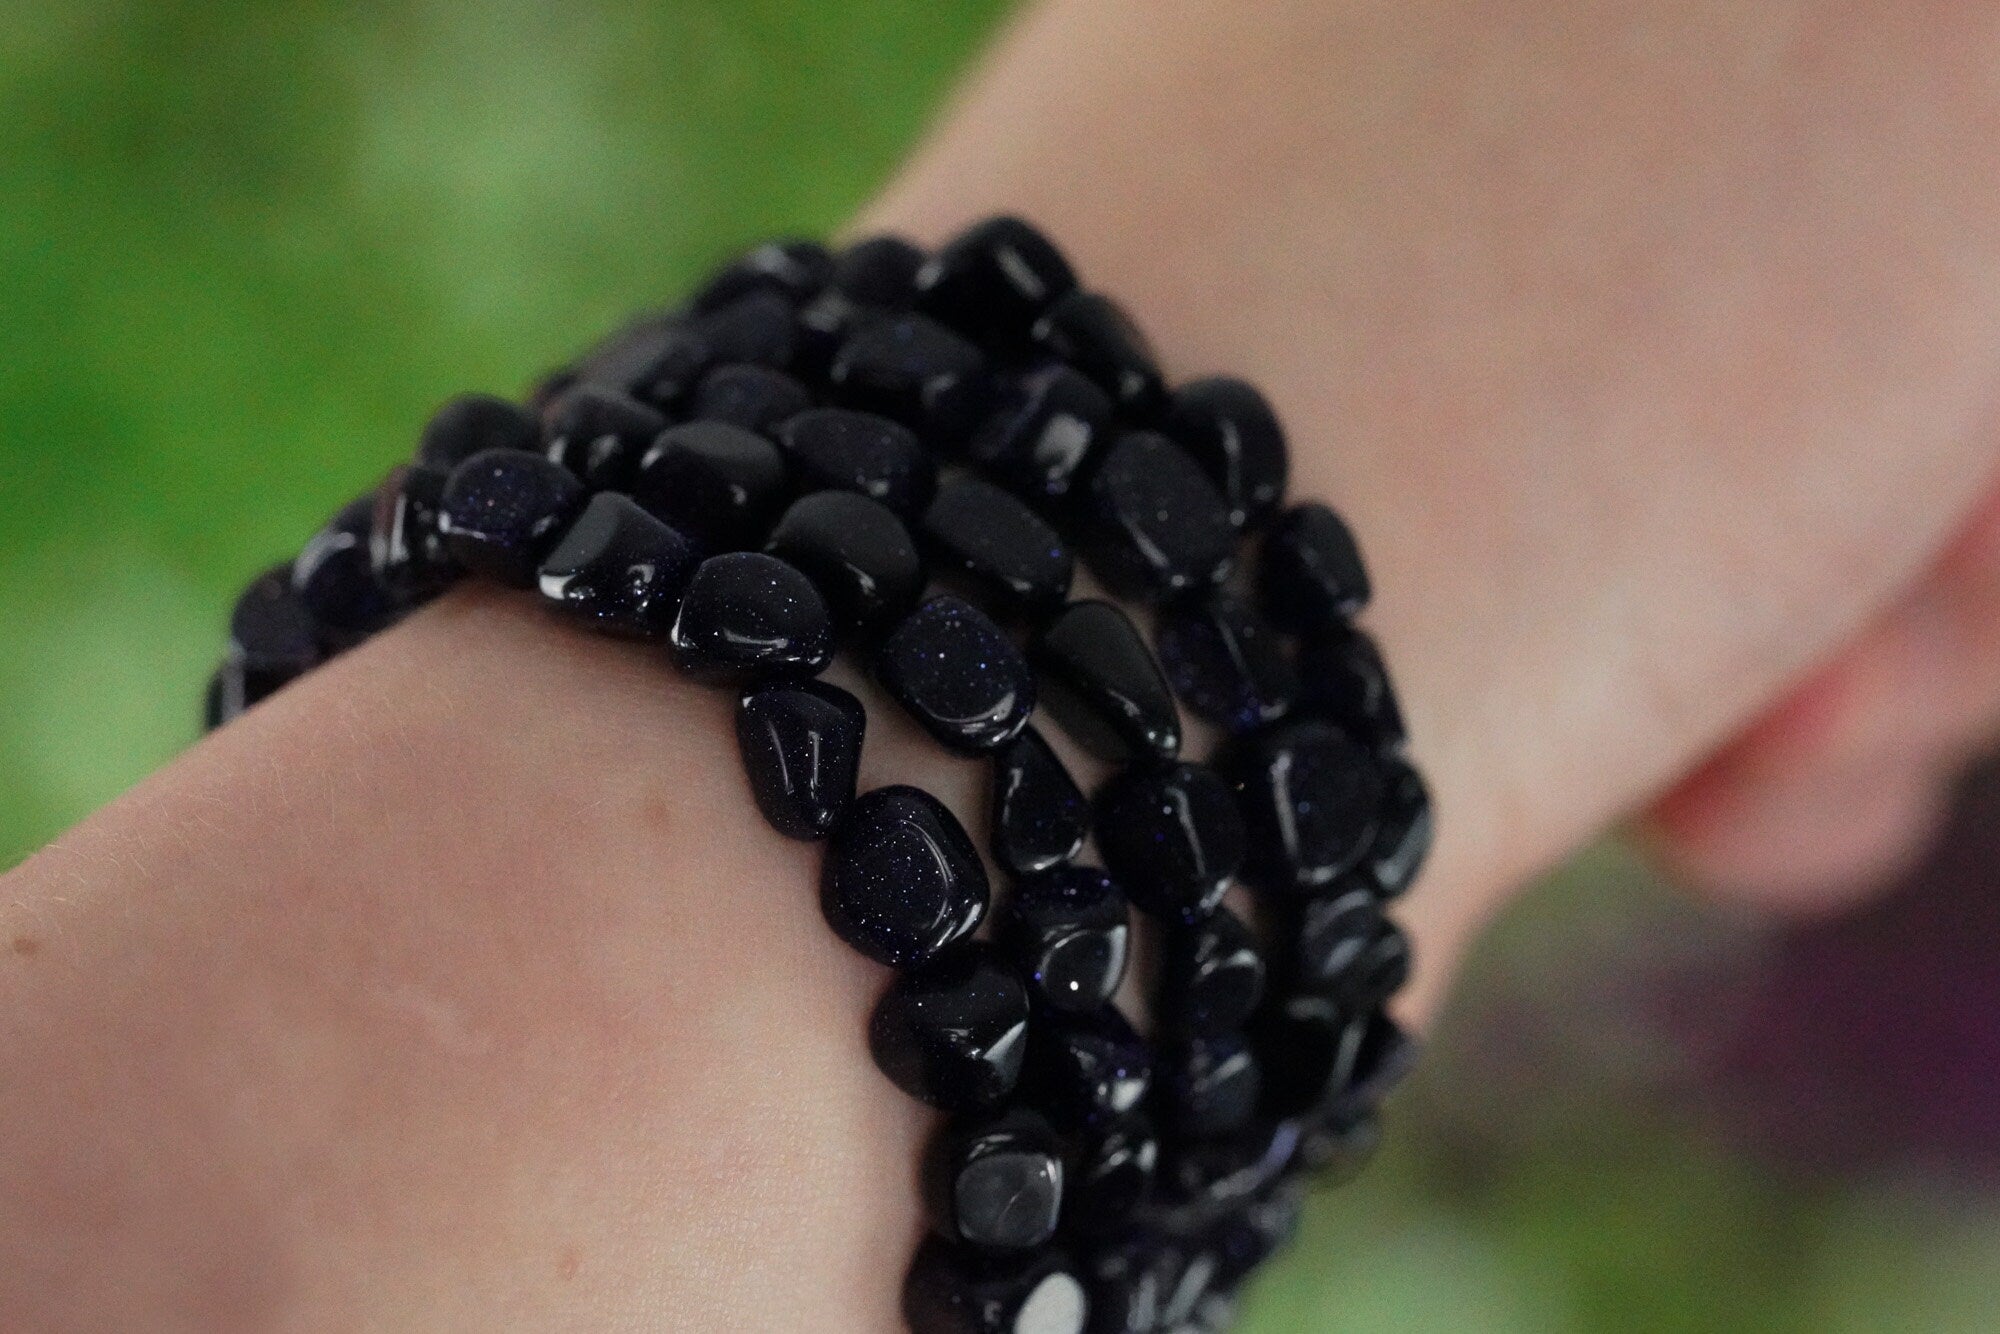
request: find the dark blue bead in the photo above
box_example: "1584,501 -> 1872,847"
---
1209,1179 -> 1306,1292
989,726 -> 1090,878
1252,996 -> 1416,1121
904,1238 -> 1089,1334
925,1107 -> 1066,1252
437,448 -> 587,588
868,941 -> 1023,1106
539,384 -> 665,490
917,215 -> 1078,347
999,867 -> 1130,1014
965,363 -> 1112,507
1030,290 -> 1163,418
1149,1117 -> 1301,1237
229,564 -> 321,674
734,678 -> 865,840
622,322 -> 716,409
667,551 -> 832,683
690,362 -> 812,433
1027,1006 -> 1152,1132
564,311 -> 686,397
828,311 -> 993,448
1225,720 -> 1384,895
920,474 -> 1074,613
1296,623 -> 1407,753
1079,1232 -> 1173,1332
1066,1116 -> 1159,1238
692,289 -> 798,370
635,420 -> 789,551
1031,601 -> 1181,764
1159,377 -> 1289,532
536,492 -> 698,639
204,655 -> 297,729
1084,432 -> 1237,602
877,595 -> 1037,755
1289,885 -> 1409,1006
1157,909 -> 1265,1039
774,406 -> 936,517
369,464 -> 457,605
293,512 -> 396,643
1094,764 -> 1244,924
416,393 -> 540,471
1260,502 -> 1371,628
832,234 -> 925,308
793,290 -> 859,380
1156,591 -> 1297,735
689,239 -> 832,313
1157,1034 -> 1262,1142
1368,756 -> 1433,898
826,786 -> 990,969
765,490 -> 925,638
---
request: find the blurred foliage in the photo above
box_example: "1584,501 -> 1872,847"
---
4,3 -> 1997,1330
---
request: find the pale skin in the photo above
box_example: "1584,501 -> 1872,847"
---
8,0 -> 2000,1328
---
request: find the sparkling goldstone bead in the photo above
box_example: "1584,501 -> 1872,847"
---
925,1107 -> 1067,1252
1156,908 -> 1265,1038
998,867 -> 1131,1014
536,492 -> 698,640
877,595 -> 1037,755
1083,432 -> 1237,602
869,942 -> 1025,1106
1066,1115 -> 1159,1237
829,312 -> 992,448
1260,501 -> 1371,629
1225,720 -> 1384,894
539,384 -> 665,490
916,215 -> 1078,348
369,463 -> 456,604
774,407 -> 936,518
292,507 -> 395,643
764,490 -> 925,639
904,1239 -> 1089,1334
920,473 -> 1074,613
1026,1005 -> 1152,1132
734,678 -> 865,840
437,448 -> 587,588
832,234 -> 925,308
1156,1034 -> 1262,1141
1156,591 -> 1297,735
416,393 -> 540,471
825,786 -> 990,969
1159,377 -> 1289,532
1094,763 -> 1244,924
635,420 -> 789,552
1031,601 -> 1180,764
1368,756 -> 1433,898
229,564 -> 321,675
1297,623 -> 1407,753
989,726 -> 1090,879
666,551 -> 833,683
1289,885 -> 1410,1006
693,289 -> 798,370
964,363 -> 1112,508
1030,290 -> 1163,418
689,362 -> 812,433
1252,996 -> 1416,1120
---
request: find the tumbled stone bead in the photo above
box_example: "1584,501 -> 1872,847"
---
539,383 -> 666,490
692,289 -> 798,370
292,511 -> 396,642
1260,502 -> 1371,630
1159,377 -> 1289,532
689,239 -> 833,313
734,678 -> 865,840
665,551 -> 831,683
566,311 -> 693,400
1065,1115 -> 1159,1237
1293,1107 -> 1382,1183
792,290 -> 859,381
1149,1116 -> 1301,1237
989,726 -> 1090,878
774,406 -> 937,517
826,786 -> 990,969
1157,1034 -> 1262,1142
1025,1006 -> 1152,1132
690,362 -> 812,433
1225,719 -> 1384,895
925,1107 -> 1066,1252
536,492 -> 698,639
998,867 -> 1131,1014
1330,1009 -> 1419,1121
917,215 -> 1078,348
829,311 -> 993,447
1296,623 -> 1407,753
623,323 -> 715,409
868,940 -> 1023,1105
369,463 -> 457,605
904,1238 -> 1089,1334
416,392 -> 541,471
1030,290 -> 1163,418
877,595 -> 1037,755
1210,1179 -> 1306,1292
204,656 -> 298,729
1156,908 -> 1266,1039
1252,996 -> 1417,1120
1155,591 -> 1297,735
1083,432 -> 1237,602
832,233 -> 926,308
1289,885 -> 1410,1006
1031,601 -> 1181,764
635,420 -> 789,552
1093,763 -> 1245,924
437,448 -> 587,588
964,363 -> 1113,508
1368,756 -> 1433,898
1103,1238 -> 1222,1334
229,564 -> 321,674
921,474 -> 1074,613
1080,1233 -> 1175,1333
764,490 -> 925,638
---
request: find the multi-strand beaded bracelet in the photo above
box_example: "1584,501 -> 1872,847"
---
204,217 -> 1430,1334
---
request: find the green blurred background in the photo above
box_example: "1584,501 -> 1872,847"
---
6,2 -> 1998,1329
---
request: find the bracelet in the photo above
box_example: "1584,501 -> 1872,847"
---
205,217 -> 1431,1334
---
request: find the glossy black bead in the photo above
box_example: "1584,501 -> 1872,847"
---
904,1239 -> 1089,1334
667,551 -> 832,683
622,322 -> 716,409
539,384 -> 666,490
536,492 -> 698,639
1031,601 -> 1180,764
832,234 -> 925,308
437,448 -> 587,587
733,678 -> 865,840
1030,290 -> 1163,417
1260,501 -> 1371,629
1150,1116 -> 1301,1236
689,362 -> 812,433
1210,1179 -> 1306,1292
368,464 -> 457,604
1159,377 -> 1289,532
764,490 -> 925,638
868,941 -> 1023,1106
1080,1233 -> 1175,1333
1368,756 -> 1433,898
1158,1035 -> 1262,1141
692,289 -> 798,370
1289,886 -> 1410,1006
876,595 -> 1037,755
292,512 -> 395,642
1093,764 -> 1245,924
1327,1010 -> 1419,1121
1297,623 -> 1407,752
773,406 -> 936,517
635,420 -> 789,551
1251,996 -> 1417,1120
793,289 -> 860,380
566,311 -> 695,401
1156,908 -> 1266,1038
826,786 -> 990,969
1026,1006 -> 1152,1132
416,393 -> 540,471
1084,432 -> 1237,602
689,239 -> 832,313
203,655 -> 298,729
999,867 -> 1130,1014
1225,720 -> 1384,895
917,215 -> 1078,347
828,311 -> 993,447
229,564 -> 321,674
921,474 -> 1074,613
925,1107 -> 1066,1252
1155,591 -> 1297,735
989,726 -> 1090,878
965,363 -> 1113,507
1066,1116 -> 1159,1238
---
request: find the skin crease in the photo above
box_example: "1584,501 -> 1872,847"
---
8,0 -> 2000,1328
